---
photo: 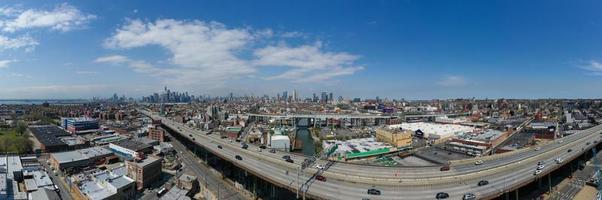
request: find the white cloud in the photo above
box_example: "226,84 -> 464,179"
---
75,70 -> 98,75
104,19 -> 260,87
254,42 -> 362,82
95,55 -> 160,74
102,19 -> 364,88
0,35 -> 37,51
0,3 -> 96,32
581,60 -> 602,76
0,59 -> 16,68
437,75 -> 467,87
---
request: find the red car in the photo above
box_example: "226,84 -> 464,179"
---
316,175 -> 327,182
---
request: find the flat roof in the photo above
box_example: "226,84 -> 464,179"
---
51,146 -> 113,164
111,139 -> 152,152
29,125 -> 70,147
128,156 -> 160,168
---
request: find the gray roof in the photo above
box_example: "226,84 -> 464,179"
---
29,188 -> 61,200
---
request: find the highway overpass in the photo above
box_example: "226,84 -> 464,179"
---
140,109 -> 602,200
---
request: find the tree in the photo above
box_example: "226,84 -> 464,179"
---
16,121 -> 27,135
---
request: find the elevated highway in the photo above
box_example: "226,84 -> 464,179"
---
140,109 -> 602,200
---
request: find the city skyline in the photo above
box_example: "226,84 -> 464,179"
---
2,0 -> 602,99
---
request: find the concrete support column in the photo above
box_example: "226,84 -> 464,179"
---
515,189 -> 519,200
548,174 -> 552,194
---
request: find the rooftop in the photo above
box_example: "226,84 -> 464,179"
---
51,146 -> 113,164
111,139 -> 152,152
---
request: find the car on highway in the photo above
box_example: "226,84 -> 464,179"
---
462,193 -> 476,200
259,145 -> 267,149
285,159 -> 294,163
189,134 -> 192,137
282,155 -> 291,160
555,157 -> 564,164
241,143 -> 248,149
477,180 -> 489,186
269,149 -> 276,153
534,147 -> 541,151
367,188 -> 381,195
440,165 -> 450,171
558,140 -> 564,143
217,145 -> 223,149
257,148 -> 262,152
537,165 -> 545,170
568,149 -> 573,152
587,142 -> 591,145
533,170 -> 542,175
474,160 -> 483,165
436,192 -> 449,199
220,135 -> 227,139
235,155 -> 243,160
315,164 -> 325,170
316,175 -> 326,182
537,161 -> 544,165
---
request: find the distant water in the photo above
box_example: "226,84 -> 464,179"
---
0,99 -> 90,105
297,128 -> 315,156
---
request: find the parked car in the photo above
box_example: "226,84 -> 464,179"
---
269,149 -> 276,153
436,192 -> 449,199
241,143 -> 248,149
316,164 -> 325,170
367,189 -> 381,195
534,147 -> 541,151
537,165 -> 545,170
282,155 -> 291,160
285,159 -> 294,163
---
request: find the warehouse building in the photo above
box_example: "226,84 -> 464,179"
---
49,146 -> 114,171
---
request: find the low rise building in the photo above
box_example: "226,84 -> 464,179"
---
109,140 -> 153,160
375,127 -> 413,148
49,146 -> 114,171
71,166 -> 136,200
148,125 -> 166,142
126,156 -> 162,190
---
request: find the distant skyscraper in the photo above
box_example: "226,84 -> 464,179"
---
329,92 -> 333,102
293,90 -> 298,102
321,92 -> 328,103
282,91 -> 288,101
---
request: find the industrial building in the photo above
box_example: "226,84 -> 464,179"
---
270,127 -> 290,152
147,125 -> 166,142
375,127 -> 413,148
389,122 -> 475,144
126,156 -> 162,190
29,125 -> 71,153
323,137 -> 395,161
49,146 -> 114,171
447,129 -> 507,156
61,117 -> 100,134
109,139 -> 153,160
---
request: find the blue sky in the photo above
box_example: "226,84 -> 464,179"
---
1,0 -> 602,99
